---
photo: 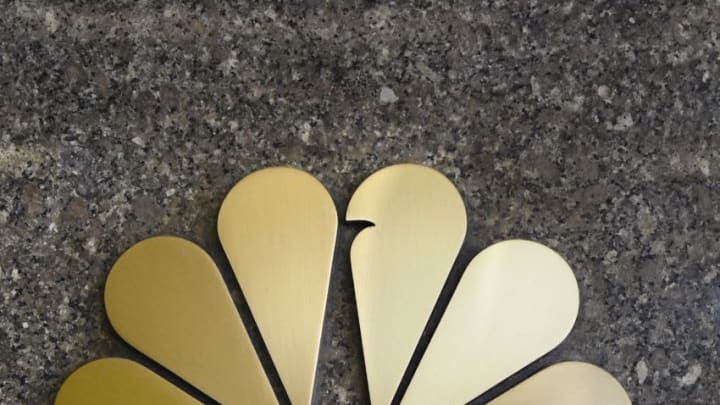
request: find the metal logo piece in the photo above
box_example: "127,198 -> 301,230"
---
346,164 -> 467,404
105,236 -> 276,404
218,167 -> 337,405
487,362 -> 632,405
55,358 -> 200,405
54,164 -> 632,405
402,240 -> 579,404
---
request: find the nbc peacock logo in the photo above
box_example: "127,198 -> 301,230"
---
55,164 -> 631,405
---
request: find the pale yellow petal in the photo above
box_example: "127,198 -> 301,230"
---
488,362 -> 632,405
346,164 -> 467,404
403,240 -> 579,405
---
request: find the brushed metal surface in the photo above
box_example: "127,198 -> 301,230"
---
346,164 -> 467,405
53,164 -> 633,405
104,236 -> 276,404
403,240 -> 579,405
218,167 -> 338,405
55,358 -> 199,405
487,362 -> 632,405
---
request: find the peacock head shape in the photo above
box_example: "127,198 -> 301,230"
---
56,164 -> 632,405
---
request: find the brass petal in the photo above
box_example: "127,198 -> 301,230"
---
218,167 -> 338,405
55,358 -> 200,405
105,236 -> 276,404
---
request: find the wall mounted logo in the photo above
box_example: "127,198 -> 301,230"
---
55,164 -> 631,405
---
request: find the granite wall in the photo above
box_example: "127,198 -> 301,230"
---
1,1 -> 719,404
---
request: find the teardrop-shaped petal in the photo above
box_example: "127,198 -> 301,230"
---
105,236 -> 276,405
218,167 -> 338,405
487,362 -> 632,405
55,358 -> 200,405
403,240 -> 579,405
346,164 -> 467,404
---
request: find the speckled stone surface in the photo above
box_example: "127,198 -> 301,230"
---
1,1 -> 719,404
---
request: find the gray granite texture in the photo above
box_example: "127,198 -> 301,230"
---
1,1 -> 719,404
